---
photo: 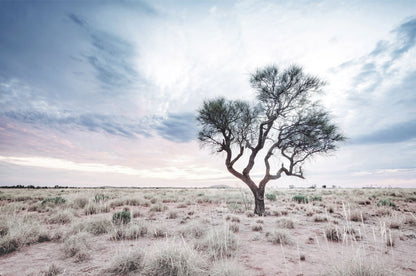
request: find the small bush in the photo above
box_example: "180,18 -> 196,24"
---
312,214 -> 327,222
143,240 -> 207,276
251,223 -> 263,232
112,209 -> 131,225
266,193 -> 277,201
93,193 -> 109,203
63,232 -> 91,262
310,195 -> 322,201
84,203 -> 98,215
73,197 -> 89,209
41,196 -> 66,206
377,199 -> 396,208
85,217 -> 112,235
349,210 -> 365,222
150,203 -> 167,212
107,249 -> 144,274
230,223 -> 239,233
325,225 -> 342,242
276,218 -> 295,228
40,263 -> 62,276
198,226 -> 238,260
177,221 -> 207,239
47,211 -> 73,224
112,222 -> 149,240
267,229 -> 293,245
0,237 -> 19,255
292,195 -> 308,204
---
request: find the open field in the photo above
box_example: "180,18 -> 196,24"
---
0,187 -> 415,275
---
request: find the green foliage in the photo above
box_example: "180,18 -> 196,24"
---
377,199 -> 396,208
93,193 -> 109,203
292,195 -> 309,203
41,196 -> 66,205
310,195 -> 322,201
265,193 -> 277,201
112,209 -> 131,225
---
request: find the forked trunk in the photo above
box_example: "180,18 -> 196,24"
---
253,189 -> 265,216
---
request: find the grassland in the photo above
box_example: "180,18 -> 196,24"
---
0,187 -> 415,275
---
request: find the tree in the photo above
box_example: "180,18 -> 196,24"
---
196,65 -> 345,215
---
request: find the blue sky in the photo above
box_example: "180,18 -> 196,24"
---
0,0 -> 416,188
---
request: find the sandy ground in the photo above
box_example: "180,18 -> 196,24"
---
0,188 -> 415,275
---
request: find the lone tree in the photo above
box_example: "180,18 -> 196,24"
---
196,65 -> 345,215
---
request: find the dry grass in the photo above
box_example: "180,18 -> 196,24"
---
276,217 -> 295,228
106,248 -> 144,274
143,240 -> 207,276
0,187 -> 415,275
197,225 -> 238,260
62,232 -> 91,262
266,229 -> 293,245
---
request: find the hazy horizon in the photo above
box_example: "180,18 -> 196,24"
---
1,1 -> 416,189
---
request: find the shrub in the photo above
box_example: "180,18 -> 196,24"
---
177,221 -> 207,239
40,263 -> 62,276
198,226 -> 238,260
377,199 -> 396,208
41,196 -> 66,206
112,209 -> 131,225
62,232 -> 91,262
85,217 -> 112,235
0,237 -> 18,255
348,209 -> 365,222
292,195 -> 308,204
276,218 -> 295,228
312,214 -> 327,222
143,240 -> 207,276
310,195 -> 322,201
107,249 -> 144,274
73,197 -> 89,209
251,223 -> 263,232
266,193 -> 277,201
266,229 -> 293,245
84,203 -> 98,215
150,203 -> 167,212
93,193 -> 109,203
112,222 -> 149,240
229,223 -> 239,233
47,211 -> 73,224
325,225 -> 342,242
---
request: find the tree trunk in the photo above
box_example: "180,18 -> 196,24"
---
253,189 -> 265,216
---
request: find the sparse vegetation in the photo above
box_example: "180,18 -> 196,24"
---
292,194 -> 309,204
0,187 -> 415,275
112,208 -> 131,225
266,229 -> 293,245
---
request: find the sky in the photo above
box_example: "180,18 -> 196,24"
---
0,0 -> 416,188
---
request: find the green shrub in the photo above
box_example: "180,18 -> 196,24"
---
377,199 -> 396,208
112,209 -> 131,225
266,193 -> 277,201
41,196 -> 66,206
93,193 -> 109,203
310,195 -> 322,201
292,195 -> 308,203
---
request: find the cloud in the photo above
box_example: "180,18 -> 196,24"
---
68,13 -> 140,90
0,155 -> 229,181
353,119 -> 416,144
156,113 -> 197,143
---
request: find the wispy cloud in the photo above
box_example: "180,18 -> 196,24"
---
156,113 -> 196,143
0,155 -> 229,181
68,13 -> 140,90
